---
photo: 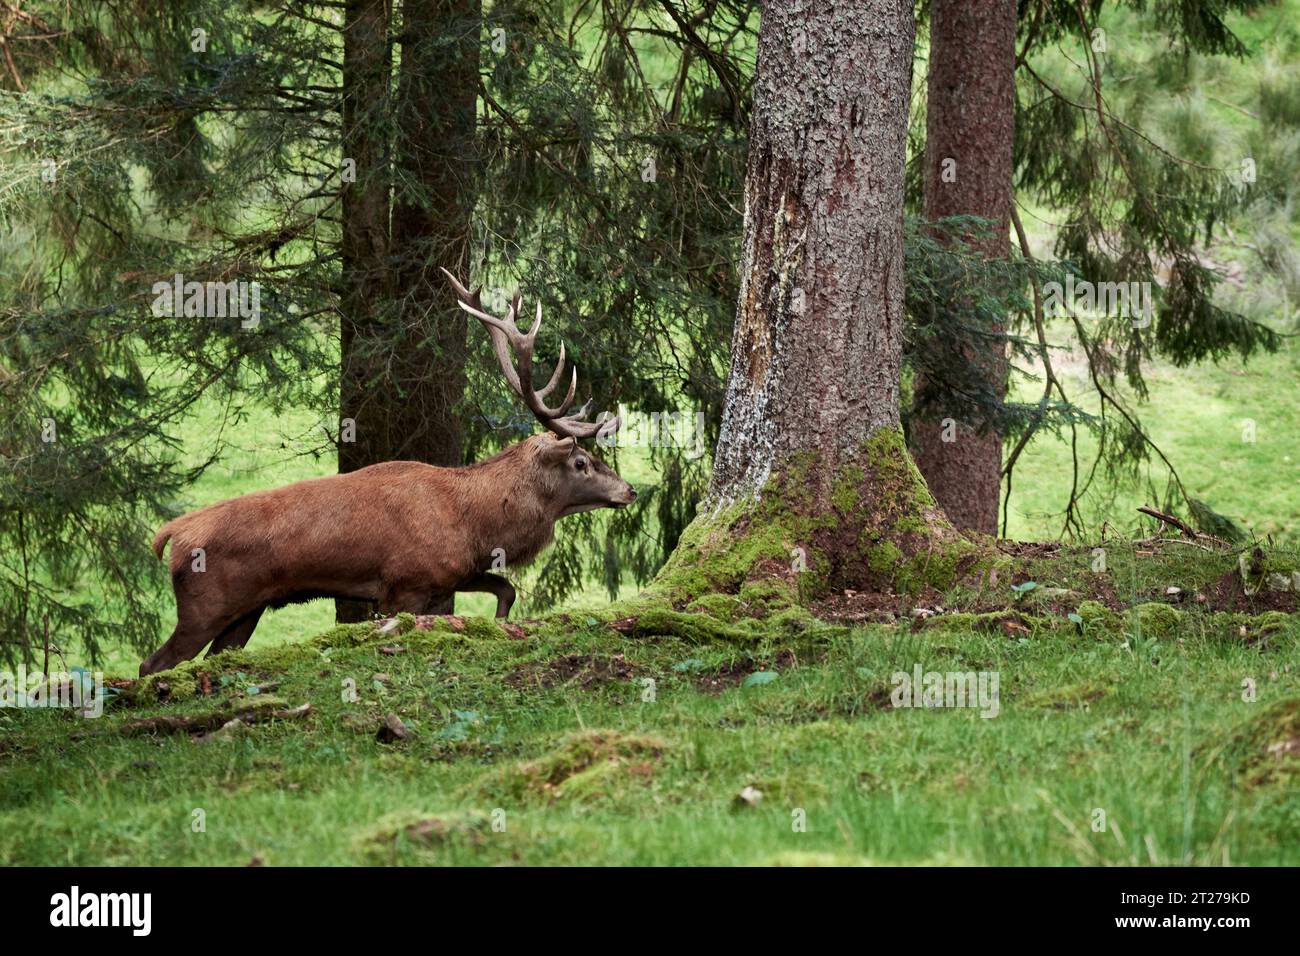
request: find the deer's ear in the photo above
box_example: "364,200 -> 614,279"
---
540,434 -> 577,462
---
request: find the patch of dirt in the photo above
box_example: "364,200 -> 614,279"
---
995,541 -> 1065,559
1080,576 -> 1125,612
1203,571 -> 1299,613
917,611 -> 1036,637
504,654 -> 635,690
388,816 -> 486,847
806,547 -> 1300,623
695,660 -> 751,693
1219,698 -> 1300,789
864,685 -> 895,710
377,614 -> 529,640
809,587 -> 945,624
363,812 -> 490,854
696,649 -> 798,695
118,701 -> 312,738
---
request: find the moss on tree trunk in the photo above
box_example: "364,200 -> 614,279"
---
652,429 -> 986,610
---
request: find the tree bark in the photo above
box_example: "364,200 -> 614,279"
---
338,0 -> 394,623
386,0 -> 478,467
658,0 -> 973,602
708,0 -> 914,506
339,0 -> 392,467
910,0 -> 1017,537
337,0 -> 479,621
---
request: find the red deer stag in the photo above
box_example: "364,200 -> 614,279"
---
140,270 -> 633,675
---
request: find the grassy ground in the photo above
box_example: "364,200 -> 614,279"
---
3,543 -> 1298,865
100,329 -> 1292,673
1005,336 -> 1300,544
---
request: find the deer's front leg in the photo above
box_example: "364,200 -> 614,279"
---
457,572 -> 516,618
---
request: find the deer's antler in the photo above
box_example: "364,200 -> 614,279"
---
441,269 -> 620,441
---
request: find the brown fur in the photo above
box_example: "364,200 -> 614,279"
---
140,433 -> 634,675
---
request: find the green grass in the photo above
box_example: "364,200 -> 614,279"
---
1006,335 -> 1300,543
3,568 -> 1298,865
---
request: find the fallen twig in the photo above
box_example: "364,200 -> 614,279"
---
119,702 -> 311,737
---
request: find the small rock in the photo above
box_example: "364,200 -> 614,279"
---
734,785 -> 764,808
1267,738 -> 1300,757
197,718 -> 248,744
1036,587 -> 1078,600
377,713 -> 410,743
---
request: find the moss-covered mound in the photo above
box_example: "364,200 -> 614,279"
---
652,428 -> 992,608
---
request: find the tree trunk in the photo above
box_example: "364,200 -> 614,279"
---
387,0 -> 478,468
707,0 -> 913,504
658,0 -> 973,603
338,0 -> 392,463
338,0 -> 394,622
338,0 -> 478,621
389,0 -> 479,614
910,0 -> 1017,537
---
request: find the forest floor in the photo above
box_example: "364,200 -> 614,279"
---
4,539 -> 1299,865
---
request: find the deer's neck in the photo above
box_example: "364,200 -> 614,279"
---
456,440 -> 562,567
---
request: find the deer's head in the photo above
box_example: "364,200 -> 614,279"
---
442,269 -> 636,517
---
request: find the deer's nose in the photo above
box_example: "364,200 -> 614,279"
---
627,486 -> 637,500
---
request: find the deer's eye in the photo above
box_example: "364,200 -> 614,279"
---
575,458 -> 587,472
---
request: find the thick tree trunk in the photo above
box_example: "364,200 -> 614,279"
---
708,0 -> 914,506
337,0 -> 479,621
910,0 -> 1017,537
386,0 -> 479,614
339,0 -> 478,475
659,0 -> 974,604
339,0 -> 391,348
386,0 -> 478,467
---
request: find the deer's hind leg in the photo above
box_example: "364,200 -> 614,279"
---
379,584 -> 435,618
205,606 -> 265,658
141,563 -> 251,676
140,594 -> 228,676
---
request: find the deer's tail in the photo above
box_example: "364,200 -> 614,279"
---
152,520 -> 179,559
